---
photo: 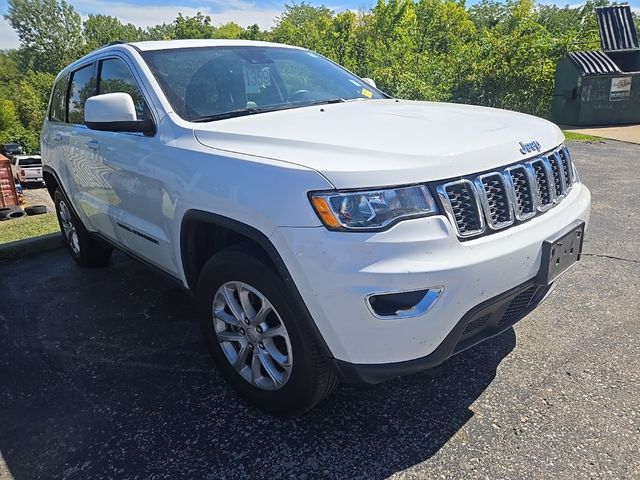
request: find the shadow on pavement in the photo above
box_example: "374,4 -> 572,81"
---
0,250 -> 515,479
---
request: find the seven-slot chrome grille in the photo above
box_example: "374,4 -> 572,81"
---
436,145 -> 576,239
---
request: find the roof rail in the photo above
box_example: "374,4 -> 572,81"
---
86,40 -> 128,55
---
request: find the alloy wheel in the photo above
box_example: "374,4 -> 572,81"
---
212,281 -> 293,391
58,200 -> 80,255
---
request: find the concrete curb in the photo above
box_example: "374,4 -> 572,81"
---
0,233 -> 64,262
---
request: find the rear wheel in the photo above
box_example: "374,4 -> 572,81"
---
196,247 -> 338,416
54,189 -> 112,267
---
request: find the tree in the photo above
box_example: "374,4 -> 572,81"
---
454,0 -> 558,117
172,12 -> 216,39
0,99 -> 20,132
362,0 -> 420,98
216,22 -> 244,39
5,0 -> 83,73
271,3 -> 336,56
83,14 -> 146,53
14,71 -> 56,131
241,24 -> 270,41
145,23 -> 175,41
469,0 -> 509,30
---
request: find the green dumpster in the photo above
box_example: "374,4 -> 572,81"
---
551,5 -> 640,126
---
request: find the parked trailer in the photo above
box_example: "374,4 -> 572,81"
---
0,154 -> 19,208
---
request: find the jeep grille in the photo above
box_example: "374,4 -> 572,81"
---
436,145 -> 576,239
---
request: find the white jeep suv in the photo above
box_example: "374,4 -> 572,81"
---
41,40 -> 591,416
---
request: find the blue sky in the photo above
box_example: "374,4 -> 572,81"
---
1,0 -> 639,50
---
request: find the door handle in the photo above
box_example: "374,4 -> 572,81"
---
87,140 -> 100,150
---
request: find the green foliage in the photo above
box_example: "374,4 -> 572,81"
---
172,12 -> 217,39
271,3 -> 336,55
82,14 -> 147,53
241,24 -> 270,41
0,99 -> 20,132
1,0 -> 638,155
216,22 -> 244,39
5,0 -> 83,73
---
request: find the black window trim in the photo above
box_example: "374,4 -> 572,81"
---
95,54 -> 158,136
66,61 -> 97,126
48,72 -> 70,123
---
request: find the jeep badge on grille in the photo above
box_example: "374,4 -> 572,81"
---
519,140 -> 541,154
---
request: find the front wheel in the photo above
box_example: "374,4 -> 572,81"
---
196,247 -> 338,416
54,189 -> 112,267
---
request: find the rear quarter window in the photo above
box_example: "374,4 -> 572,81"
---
49,74 -> 69,122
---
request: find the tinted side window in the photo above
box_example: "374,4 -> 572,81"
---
68,64 -> 96,124
49,74 -> 69,122
99,58 -> 147,120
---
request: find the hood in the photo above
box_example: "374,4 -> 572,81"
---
194,99 -> 564,189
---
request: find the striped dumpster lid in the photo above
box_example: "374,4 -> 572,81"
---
596,5 -> 639,51
568,51 -> 622,75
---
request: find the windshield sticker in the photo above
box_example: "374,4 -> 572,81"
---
243,65 -> 271,94
348,79 -> 361,86
361,88 -> 373,98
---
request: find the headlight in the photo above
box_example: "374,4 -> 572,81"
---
310,184 -> 438,231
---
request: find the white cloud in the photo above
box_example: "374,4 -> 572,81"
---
71,0 -> 282,29
0,16 -> 20,50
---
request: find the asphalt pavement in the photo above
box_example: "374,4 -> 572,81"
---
1,140 -> 638,479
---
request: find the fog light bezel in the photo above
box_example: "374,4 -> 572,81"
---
365,286 -> 444,320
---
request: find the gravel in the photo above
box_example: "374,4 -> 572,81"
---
0,139 -> 638,479
21,184 -> 55,213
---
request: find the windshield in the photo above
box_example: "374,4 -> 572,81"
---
141,46 -> 385,122
18,157 -> 42,166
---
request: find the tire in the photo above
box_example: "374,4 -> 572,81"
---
0,206 -> 26,220
25,205 -> 47,216
196,246 -> 339,417
53,189 -> 112,267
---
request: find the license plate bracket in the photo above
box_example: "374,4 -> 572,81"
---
536,220 -> 585,285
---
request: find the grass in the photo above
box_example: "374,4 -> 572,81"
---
0,212 -> 60,244
562,130 -> 603,142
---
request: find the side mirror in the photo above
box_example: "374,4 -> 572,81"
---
362,77 -> 377,89
85,93 -> 155,136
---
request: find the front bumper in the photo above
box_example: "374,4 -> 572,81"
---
270,183 -> 591,367
332,278 -> 554,383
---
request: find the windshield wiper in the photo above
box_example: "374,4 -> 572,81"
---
191,98 -> 346,123
191,109 -> 265,123
296,98 -> 346,107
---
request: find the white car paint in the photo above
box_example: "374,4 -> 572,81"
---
41,40 -> 591,368
194,99 -> 565,189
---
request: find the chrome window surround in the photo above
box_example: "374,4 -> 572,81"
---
436,145 -> 576,239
